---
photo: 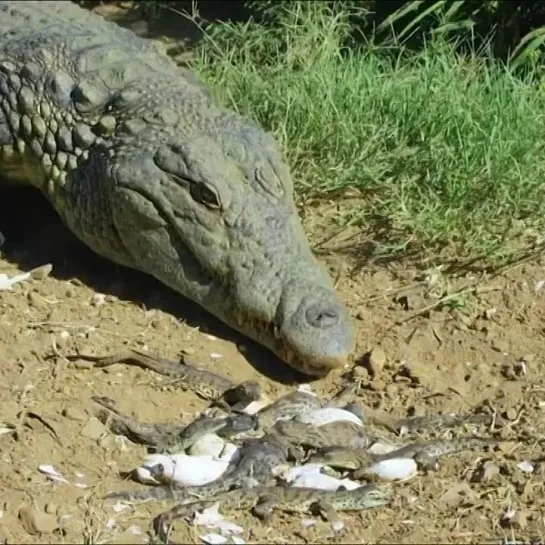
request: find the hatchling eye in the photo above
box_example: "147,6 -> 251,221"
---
190,182 -> 221,210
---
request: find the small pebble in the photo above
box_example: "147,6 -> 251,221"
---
484,308 -> 497,320
44,503 -> 57,515
474,460 -> 500,482
27,292 -> 46,308
438,483 -> 477,509
18,507 -> 58,535
151,318 -> 168,331
352,366 -> 369,381
29,263 -> 53,280
90,293 -> 106,306
368,347 -> 387,375
80,417 -> 107,440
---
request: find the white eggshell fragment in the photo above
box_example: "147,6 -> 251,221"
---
280,464 -> 324,483
193,503 -> 244,535
299,408 -> 364,427
291,472 -> 361,491
189,434 -> 226,458
135,453 -> 230,486
517,460 -> 534,473
365,458 -> 417,481
219,443 -> 240,463
200,534 -> 227,544
0,271 -> 30,290
367,440 -> 402,456
242,397 -> 271,415
38,464 -> 70,484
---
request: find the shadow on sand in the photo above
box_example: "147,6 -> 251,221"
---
0,184 -> 309,385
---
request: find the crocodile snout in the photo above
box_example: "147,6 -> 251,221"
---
278,287 -> 356,377
305,303 -> 341,329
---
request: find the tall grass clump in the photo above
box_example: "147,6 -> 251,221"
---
190,1 -> 545,259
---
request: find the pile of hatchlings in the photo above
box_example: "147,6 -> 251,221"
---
130,385 -> 417,492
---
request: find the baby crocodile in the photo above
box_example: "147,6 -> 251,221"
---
106,432 -> 289,503
92,395 -> 258,451
273,419 -> 372,450
308,436 -> 501,476
65,349 -> 261,408
255,390 -> 322,429
153,483 -> 390,541
363,435 -> 501,473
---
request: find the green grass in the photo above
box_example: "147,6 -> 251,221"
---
187,1 -> 545,261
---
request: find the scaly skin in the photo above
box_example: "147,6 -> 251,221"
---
0,1 -> 356,376
105,432 -> 289,503
65,348 -> 262,404
153,484 -> 390,541
92,394 -> 259,450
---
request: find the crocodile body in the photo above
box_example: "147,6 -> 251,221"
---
0,1 -> 355,376
153,483 -> 390,540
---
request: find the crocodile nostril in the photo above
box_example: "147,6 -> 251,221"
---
305,303 -> 340,329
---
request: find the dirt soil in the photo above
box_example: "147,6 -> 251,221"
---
2,4 -> 545,545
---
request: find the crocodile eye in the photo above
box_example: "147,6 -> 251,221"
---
190,182 -> 221,210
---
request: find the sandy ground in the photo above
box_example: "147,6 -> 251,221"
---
1,186 -> 545,545
2,4 -> 545,544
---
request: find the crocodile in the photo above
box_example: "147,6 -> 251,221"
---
152,483 -> 390,542
307,436 -> 501,476
92,394 -> 260,450
0,1 -> 356,376
65,348 -> 262,408
106,432 -> 289,503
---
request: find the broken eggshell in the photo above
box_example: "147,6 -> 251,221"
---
135,453 -> 230,486
291,471 -> 361,491
364,457 -> 417,481
280,464 -> 360,491
218,442 -> 240,463
188,434 -> 240,463
299,407 -> 364,427
188,433 -> 227,458
0,271 -> 30,290
279,464 -> 325,483
193,503 -> 244,535
242,397 -> 272,415
367,440 -> 402,456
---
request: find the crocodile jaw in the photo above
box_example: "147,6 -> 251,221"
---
110,185 -> 356,377
94,137 -> 356,377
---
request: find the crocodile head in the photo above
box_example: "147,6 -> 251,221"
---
69,95 -> 355,376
